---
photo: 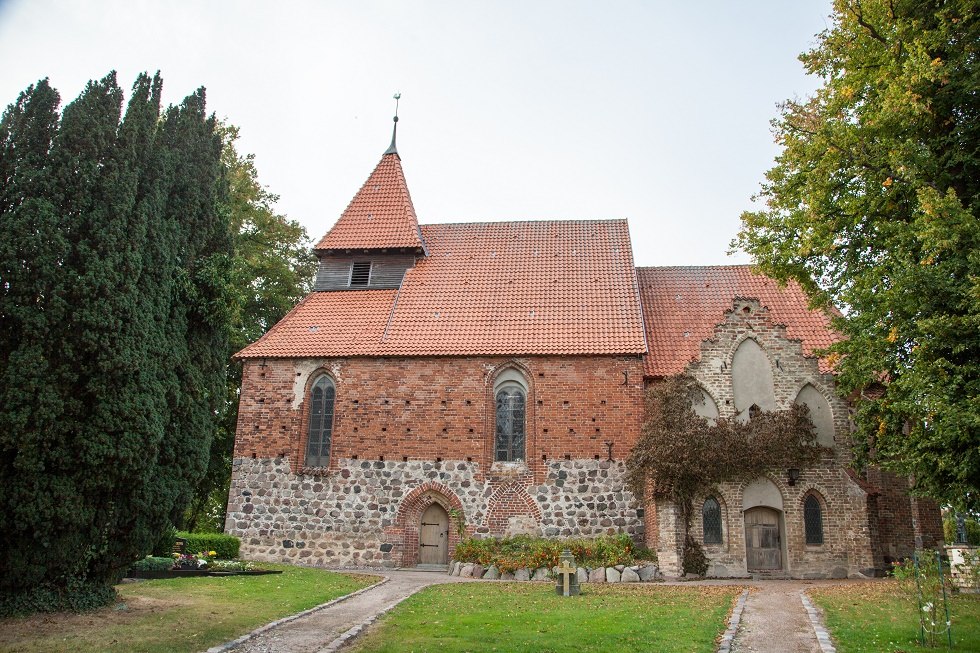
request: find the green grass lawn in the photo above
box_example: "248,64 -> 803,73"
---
0,564 -> 378,653
351,583 -> 742,653
809,581 -> 980,652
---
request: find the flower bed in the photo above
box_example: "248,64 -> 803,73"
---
451,533 -> 654,573
126,552 -> 279,579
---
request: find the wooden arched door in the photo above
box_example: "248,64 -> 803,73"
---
419,503 -> 449,565
744,507 -> 782,571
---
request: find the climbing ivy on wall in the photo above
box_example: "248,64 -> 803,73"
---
625,375 -> 822,575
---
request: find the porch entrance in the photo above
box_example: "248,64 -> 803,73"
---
745,507 -> 782,571
418,503 -> 449,565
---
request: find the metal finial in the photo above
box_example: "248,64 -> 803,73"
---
385,92 -> 401,155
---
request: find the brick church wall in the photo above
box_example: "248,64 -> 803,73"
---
226,354 -> 645,567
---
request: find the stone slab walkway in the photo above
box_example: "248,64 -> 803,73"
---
215,569 -> 475,653
729,582 -> 821,653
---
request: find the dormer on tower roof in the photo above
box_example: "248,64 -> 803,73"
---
314,109 -> 427,254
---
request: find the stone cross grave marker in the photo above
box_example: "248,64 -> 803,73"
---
555,549 -> 580,596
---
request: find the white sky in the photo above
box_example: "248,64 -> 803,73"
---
0,0 -> 831,267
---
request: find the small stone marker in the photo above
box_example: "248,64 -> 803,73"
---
555,549 -> 580,596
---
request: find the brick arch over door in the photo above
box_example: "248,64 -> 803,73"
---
483,482 -> 543,536
388,482 -> 466,567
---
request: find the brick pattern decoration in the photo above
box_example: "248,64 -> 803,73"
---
483,480 -> 542,535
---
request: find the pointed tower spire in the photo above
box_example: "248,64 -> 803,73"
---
384,92 -> 401,156
314,94 -> 426,254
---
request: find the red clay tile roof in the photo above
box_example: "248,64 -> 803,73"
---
636,265 -> 839,377
313,153 -> 426,252
238,219 -> 647,358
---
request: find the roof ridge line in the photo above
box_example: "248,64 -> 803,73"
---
419,218 -> 629,228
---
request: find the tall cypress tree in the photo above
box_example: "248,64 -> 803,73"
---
0,73 -> 231,614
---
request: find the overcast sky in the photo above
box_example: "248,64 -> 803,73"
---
0,0 -> 832,267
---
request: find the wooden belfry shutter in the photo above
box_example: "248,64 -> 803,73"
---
306,376 -> 336,467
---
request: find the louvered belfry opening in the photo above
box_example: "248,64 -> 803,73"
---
349,261 -> 372,287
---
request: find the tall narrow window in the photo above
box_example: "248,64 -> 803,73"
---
305,376 -> 335,467
804,494 -> 824,545
702,497 -> 722,544
495,385 -> 526,462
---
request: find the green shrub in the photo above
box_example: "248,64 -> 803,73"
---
452,534 -> 653,573
0,578 -> 116,617
943,514 -> 980,545
130,556 -> 176,572
151,524 -> 178,557
176,531 -> 240,559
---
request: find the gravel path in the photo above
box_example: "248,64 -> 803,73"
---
220,569 -> 475,653
730,582 -> 823,653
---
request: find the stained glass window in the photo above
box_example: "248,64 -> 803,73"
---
495,386 -> 525,462
804,494 -> 824,545
305,376 -> 335,467
702,497 -> 722,544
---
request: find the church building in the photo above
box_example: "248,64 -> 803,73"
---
225,124 -> 942,578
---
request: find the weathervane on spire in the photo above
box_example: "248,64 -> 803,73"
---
385,92 -> 401,155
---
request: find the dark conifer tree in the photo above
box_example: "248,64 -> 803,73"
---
0,73 -> 231,614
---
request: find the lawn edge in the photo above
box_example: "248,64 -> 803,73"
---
716,588 -> 749,653
801,590 -> 837,653
204,572 -> 388,653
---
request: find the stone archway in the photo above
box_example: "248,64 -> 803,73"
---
388,482 -> 465,568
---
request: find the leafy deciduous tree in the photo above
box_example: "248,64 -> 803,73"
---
734,0 -> 980,509
184,123 -> 316,532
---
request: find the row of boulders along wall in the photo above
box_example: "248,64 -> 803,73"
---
448,561 -> 662,583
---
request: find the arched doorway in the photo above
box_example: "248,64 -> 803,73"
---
418,503 -> 449,565
744,507 -> 782,571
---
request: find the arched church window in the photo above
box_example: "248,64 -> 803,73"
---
495,385 -> 525,462
804,494 -> 824,545
305,375 -> 336,467
702,497 -> 723,544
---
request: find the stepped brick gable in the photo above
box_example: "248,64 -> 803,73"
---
226,139 -> 941,577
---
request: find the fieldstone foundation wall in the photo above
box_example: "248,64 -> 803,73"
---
226,456 -> 643,568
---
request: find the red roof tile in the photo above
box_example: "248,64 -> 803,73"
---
313,153 -> 426,252
236,290 -> 398,358
238,220 -> 647,358
636,265 -> 839,377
